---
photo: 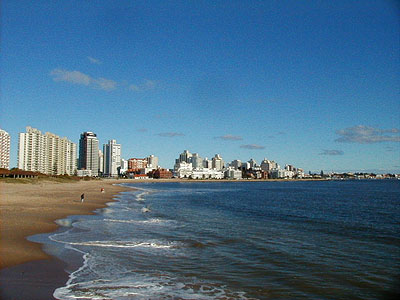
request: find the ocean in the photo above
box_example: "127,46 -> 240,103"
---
35,180 -> 400,299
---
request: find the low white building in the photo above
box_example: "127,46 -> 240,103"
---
174,161 -> 193,178
270,169 -> 294,179
77,169 -> 92,177
224,168 -> 242,180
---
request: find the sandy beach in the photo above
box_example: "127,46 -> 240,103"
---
0,178 -> 132,299
0,178 -> 131,269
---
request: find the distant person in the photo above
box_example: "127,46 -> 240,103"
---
81,193 -> 85,203
101,188 -> 105,193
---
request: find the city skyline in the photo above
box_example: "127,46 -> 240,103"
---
1,1 -> 399,173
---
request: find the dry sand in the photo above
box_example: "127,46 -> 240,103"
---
0,179 -> 131,269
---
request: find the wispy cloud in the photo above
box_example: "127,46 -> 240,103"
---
50,69 -> 116,91
335,125 -> 400,144
50,69 -> 91,86
93,77 -> 117,91
129,79 -> 157,92
157,132 -> 185,137
87,56 -> 102,64
240,144 -> 265,150
214,134 -> 243,141
319,149 -> 344,156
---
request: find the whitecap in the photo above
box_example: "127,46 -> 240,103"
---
49,236 -> 176,249
55,218 -> 73,227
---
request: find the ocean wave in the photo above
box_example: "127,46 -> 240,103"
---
104,218 -> 177,226
49,236 -> 176,249
54,268 -> 255,300
55,218 -> 73,227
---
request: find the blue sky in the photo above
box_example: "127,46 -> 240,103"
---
1,0 -> 399,172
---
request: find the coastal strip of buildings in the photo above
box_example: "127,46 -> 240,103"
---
173,150 -> 304,180
2,126 -> 166,178
1,126 -> 398,180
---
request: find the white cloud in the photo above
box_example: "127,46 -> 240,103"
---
240,144 -> 265,150
93,77 -> 117,91
335,125 -> 400,144
319,149 -> 344,156
88,56 -> 102,64
50,69 -> 91,86
50,69 -> 116,91
214,134 -> 243,141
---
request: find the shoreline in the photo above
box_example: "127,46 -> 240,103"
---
0,179 -> 132,269
0,179 -> 132,299
0,176 -> 323,270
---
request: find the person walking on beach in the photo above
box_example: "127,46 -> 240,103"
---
81,193 -> 85,203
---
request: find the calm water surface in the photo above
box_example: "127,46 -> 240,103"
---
39,180 -> 399,299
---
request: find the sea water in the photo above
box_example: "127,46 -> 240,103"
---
40,181 -> 399,299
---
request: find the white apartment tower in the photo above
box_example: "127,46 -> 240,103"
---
179,150 -> 192,163
18,126 -> 76,175
0,129 -> 11,169
98,150 -> 104,175
18,127 -> 47,173
212,154 -> 224,171
79,132 -> 99,176
103,139 -> 121,177
45,132 -> 77,175
191,153 -> 203,169
147,155 -> 159,169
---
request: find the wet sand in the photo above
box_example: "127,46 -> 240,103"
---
0,179 -> 131,300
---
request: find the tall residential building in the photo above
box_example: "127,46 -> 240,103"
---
18,127 -> 47,173
191,153 -> 203,169
98,150 -> 104,175
103,139 -> 121,177
230,159 -> 242,170
79,132 -> 99,176
179,150 -> 192,163
119,158 -> 128,174
18,126 -> 76,175
147,155 -> 159,169
202,157 -> 212,169
248,158 -> 258,169
212,154 -> 224,171
45,132 -> 77,175
0,129 -> 11,169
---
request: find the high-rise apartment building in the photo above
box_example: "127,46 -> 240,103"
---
0,129 -> 11,169
18,127 -> 47,173
79,132 -> 99,177
248,158 -> 258,169
212,154 -> 224,171
46,132 -> 77,175
103,139 -> 121,177
147,155 -> 159,169
179,150 -> 192,163
18,126 -> 76,175
191,153 -> 203,169
230,159 -> 242,170
202,157 -> 212,169
98,150 -> 104,175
